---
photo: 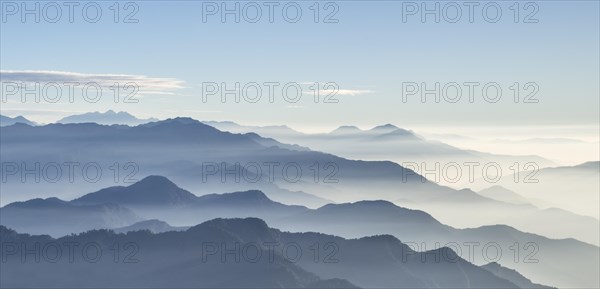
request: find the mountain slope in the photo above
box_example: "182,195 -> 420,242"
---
0,218 -> 518,288
482,262 -> 554,289
112,219 -> 188,233
72,175 -> 198,207
276,200 -> 598,289
478,185 -> 532,205
0,197 -> 140,237
473,161 -> 600,218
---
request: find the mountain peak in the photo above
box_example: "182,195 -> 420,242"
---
190,217 -> 272,238
203,217 -> 269,227
131,175 -> 179,190
315,200 -> 441,224
319,199 -> 396,210
143,117 -> 203,127
330,125 -> 362,134
5,197 -> 69,209
112,219 -> 184,234
164,117 -> 200,124
229,189 -> 269,199
0,114 -> 36,126
72,175 -> 198,207
197,190 -> 275,206
370,123 -> 399,132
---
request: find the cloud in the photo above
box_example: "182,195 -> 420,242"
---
299,84 -> 374,96
336,89 -> 374,96
0,108 -> 80,116
0,70 -> 185,96
179,109 -> 223,114
295,82 -> 375,96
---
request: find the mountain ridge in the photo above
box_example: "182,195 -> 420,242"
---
0,114 -> 36,126
56,110 -> 158,126
0,217 -> 523,289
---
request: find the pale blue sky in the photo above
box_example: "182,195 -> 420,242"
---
1,1 -> 598,131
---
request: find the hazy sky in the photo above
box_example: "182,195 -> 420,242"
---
1,1 -> 599,133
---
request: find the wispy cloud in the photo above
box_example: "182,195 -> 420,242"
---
336,89 -> 374,96
178,109 -> 223,114
298,83 -> 374,96
301,88 -> 374,97
0,70 -> 185,96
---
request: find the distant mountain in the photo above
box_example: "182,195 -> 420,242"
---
203,120 -> 556,188
113,219 -> 188,234
482,262 -> 555,289
177,189 -> 309,224
478,185 -> 532,205
202,120 -> 304,136
372,128 -> 422,141
330,125 -> 363,135
0,114 -> 36,126
497,206 -> 600,245
196,189 -> 304,211
472,161 -> 600,219
299,200 -> 447,228
417,187 -> 514,204
407,185 -> 600,245
0,118 -> 336,210
0,218 -> 520,288
0,197 -> 140,237
71,176 -> 310,224
328,124 -> 420,140
369,123 -> 400,133
0,117 -> 456,206
0,176 -> 310,234
575,161 -> 600,170
282,200 -> 451,241
56,110 -> 158,125
72,175 -> 198,207
244,132 -> 311,151
74,176 -> 308,212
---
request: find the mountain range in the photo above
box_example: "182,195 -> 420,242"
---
471,161 -> 600,219
1,217 -> 540,288
0,117 -> 465,206
1,118 -> 596,244
1,176 -> 597,288
203,120 -> 556,187
56,110 -> 158,125
477,186 -> 533,205
0,114 -> 36,126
